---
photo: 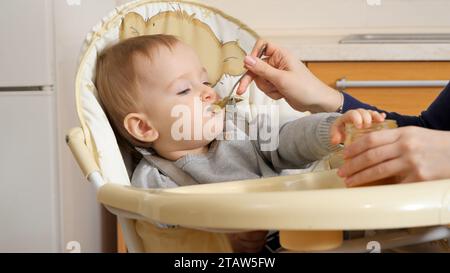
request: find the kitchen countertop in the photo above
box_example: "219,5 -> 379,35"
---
263,34 -> 450,62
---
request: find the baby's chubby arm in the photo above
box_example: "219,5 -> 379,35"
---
256,112 -> 341,170
256,109 -> 385,171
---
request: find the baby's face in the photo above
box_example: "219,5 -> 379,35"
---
133,42 -> 224,155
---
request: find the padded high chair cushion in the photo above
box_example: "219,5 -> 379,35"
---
135,220 -> 233,253
75,0 -> 307,186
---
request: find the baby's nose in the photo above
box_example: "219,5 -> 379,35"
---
201,88 -> 217,102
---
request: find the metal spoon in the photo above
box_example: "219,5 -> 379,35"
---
210,44 -> 267,113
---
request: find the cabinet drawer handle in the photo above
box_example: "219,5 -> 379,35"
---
336,78 -> 449,91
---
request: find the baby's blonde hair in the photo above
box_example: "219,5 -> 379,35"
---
95,34 -> 179,148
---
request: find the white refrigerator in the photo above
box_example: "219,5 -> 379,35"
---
0,0 -> 120,252
0,0 -> 59,252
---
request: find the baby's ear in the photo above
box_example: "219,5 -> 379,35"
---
221,41 -> 247,76
123,113 -> 159,143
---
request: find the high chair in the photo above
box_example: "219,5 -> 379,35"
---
66,0 -> 450,253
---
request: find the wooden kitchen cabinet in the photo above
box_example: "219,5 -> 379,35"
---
307,62 -> 450,115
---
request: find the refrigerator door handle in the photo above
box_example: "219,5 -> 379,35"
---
0,85 -> 54,92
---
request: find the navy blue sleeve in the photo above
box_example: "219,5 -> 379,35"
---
341,82 -> 450,130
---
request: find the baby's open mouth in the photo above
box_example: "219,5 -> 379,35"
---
208,96 -> 244,113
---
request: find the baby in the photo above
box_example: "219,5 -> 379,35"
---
96,34 -> 385,253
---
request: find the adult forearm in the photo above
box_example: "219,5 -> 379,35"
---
341,92 -> 427,128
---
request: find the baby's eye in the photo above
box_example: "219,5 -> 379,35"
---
177,89 -> 191,96
203,82 -> 212,87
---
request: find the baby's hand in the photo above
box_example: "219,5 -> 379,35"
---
226,230 -> 268,253
330,109 -> 386,145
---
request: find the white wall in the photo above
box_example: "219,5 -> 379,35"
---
54,0 -> 120,253
168,0 -> 450,35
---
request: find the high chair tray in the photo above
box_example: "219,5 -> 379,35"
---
98,170 -> 450,231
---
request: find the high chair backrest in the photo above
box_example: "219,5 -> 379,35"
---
75,0 -> 306,185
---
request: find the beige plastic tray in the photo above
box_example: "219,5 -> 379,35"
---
98,170 -> 450,250
98,170 -> 450,231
